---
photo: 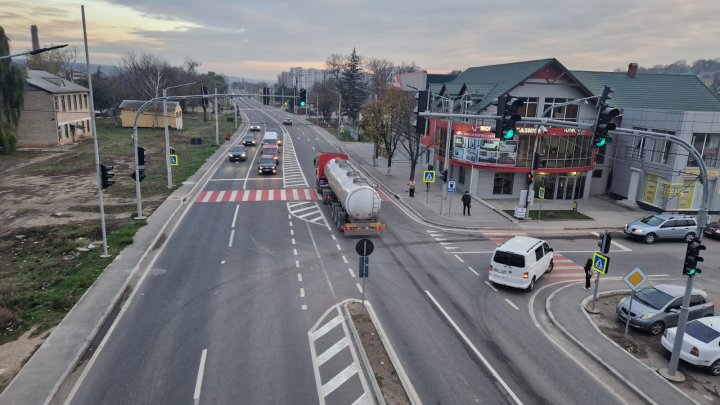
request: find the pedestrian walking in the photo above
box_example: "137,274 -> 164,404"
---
584,258 -> 593,290
461,191 -> 471,216
408,179 -> 416,197
371,152 -> 377,167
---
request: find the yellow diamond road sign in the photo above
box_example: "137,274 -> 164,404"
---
623,267 -> 648,290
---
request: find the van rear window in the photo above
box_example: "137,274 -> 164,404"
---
493,251 -> 525,268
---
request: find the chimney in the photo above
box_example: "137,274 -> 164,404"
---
30,25 -> 39,51
627,63 -> 638,78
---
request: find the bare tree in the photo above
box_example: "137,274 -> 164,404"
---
394,62 -> 419,74
26,45 -> 78,80
325,53 -> 346,84
120,50 -> 172,100
365,58 -> 393,98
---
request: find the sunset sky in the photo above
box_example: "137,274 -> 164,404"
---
2,0 -> 719,81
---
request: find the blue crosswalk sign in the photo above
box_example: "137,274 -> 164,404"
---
423,170 -> 436,183
169,154 -> 178,166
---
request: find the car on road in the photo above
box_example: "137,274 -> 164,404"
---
242,134 -> 257,146
488,236 -> 554,291
616,284 -> 714,335
260,144 -> 280,163
661,316 -> 720,375
249,122 -> 262,132
283,117 -> 292,126
704,221 -> 720,239
228,145 -> 248,162
257,156 -> 277,175
623,213 -> 698,244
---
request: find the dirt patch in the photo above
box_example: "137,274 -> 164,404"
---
0,327 -> 48,392
594,294 -> 720,403
348,302 -> 409,404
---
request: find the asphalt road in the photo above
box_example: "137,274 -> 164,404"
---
64,99 -> 720,404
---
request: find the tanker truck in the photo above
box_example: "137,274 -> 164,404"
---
315,152 -> 384,236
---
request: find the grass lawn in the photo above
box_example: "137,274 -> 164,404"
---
504,209 -> 593,220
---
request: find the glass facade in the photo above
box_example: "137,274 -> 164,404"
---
688,133 -> 720,168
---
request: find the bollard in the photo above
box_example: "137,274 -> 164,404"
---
226,132 -> 231,141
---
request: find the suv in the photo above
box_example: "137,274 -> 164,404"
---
228,145 -> 248,162
616,284 -> 714,335
624,213 -> 697,244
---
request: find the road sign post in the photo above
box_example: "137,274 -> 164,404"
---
623,268 -> 648,336
423,170 -> 435,205
356,239 -> 374,311
589,252 -> 610,313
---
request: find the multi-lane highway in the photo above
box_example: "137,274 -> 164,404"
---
63,98 -> 720,404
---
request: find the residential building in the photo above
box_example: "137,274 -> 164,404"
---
119,100 -> 183,129
16,69 -> 93,148
280,67 -> 328,89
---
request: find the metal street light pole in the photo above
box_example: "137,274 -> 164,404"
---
0,43 -> 68,60
214,87 -> 219,144
163,81 -> 198,189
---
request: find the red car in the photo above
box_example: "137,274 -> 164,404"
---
260,144 -> 280,163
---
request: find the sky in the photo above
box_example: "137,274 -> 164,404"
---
2,0 -> 719,82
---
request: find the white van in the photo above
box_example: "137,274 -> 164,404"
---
262,131 -> 282,147
488,236 -> 554,291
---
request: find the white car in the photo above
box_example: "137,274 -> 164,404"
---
249,122 -> 261,132
661,316 -> 720,375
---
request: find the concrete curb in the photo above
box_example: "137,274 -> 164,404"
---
342,301 -> 386,405
544,286 -> 658,405
577,290 -> 700,405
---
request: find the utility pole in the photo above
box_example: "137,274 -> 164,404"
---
214,87 -> 219,145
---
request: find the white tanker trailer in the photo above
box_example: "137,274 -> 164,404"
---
315,152 -> 384,236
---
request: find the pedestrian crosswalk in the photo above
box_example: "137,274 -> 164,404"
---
481,230 -> 525,245
195,188 -> 392,204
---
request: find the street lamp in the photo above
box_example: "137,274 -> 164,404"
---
163,81 -> 199,189
0,44 -> 68,60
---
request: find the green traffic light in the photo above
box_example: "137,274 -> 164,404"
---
503,129 -> 515,140
594,138 -> 607,148
688,268 -> 696,276
300,101 -> 306,107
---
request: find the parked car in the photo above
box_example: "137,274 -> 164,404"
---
242,134 -> 257,146
616,284 -> 714,335
257,156 -> 277,175
488,236 -> 553,291
283,117 -> 292,126
249,122 -> 262,132
703,221 -> 720,239
661,316 -> 720,375
228,145 -> 248,162
623,213 -> 698,244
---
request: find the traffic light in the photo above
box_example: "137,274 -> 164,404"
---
593,86 -> 620,148
494,95 -> 524,140
526,171 -> 534,185
532,152 -> 546,170
99,164 -> 115,189
262,87 -> 270,105
137,146 -> 145,166
440,169 -> 448,182
131,168 -> 146,182
414,90 -> 429,135
598,232 -> 612,254
299,88 -> 307,107
683,240 -> 706,276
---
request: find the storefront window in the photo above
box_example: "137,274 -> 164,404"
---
493,173 -> 513,195
688,133 -> 720,168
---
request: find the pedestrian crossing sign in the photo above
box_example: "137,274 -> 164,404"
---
169,154 -> 179,166
592,252 -> 609,274
423,170 -> 436,183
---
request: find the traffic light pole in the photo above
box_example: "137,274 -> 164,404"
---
666,276 -> 695,377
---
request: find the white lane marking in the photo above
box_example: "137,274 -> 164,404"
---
291,229 -> 294,236
342,256 -> 348,264
228,230 -> 235,247
336,244 -> 342,251
504,298 -> 520,311
348,268 -> 355,278
231,205 -> 239,228
288,213 -> 291,219
294,249 -> 298,256
468,266 -> 480,276
454,254 -> 464,263
703,395 -> 713,401
304,189 -> 312,200
321,363 -> 358,397
300,288 -> 305,298
427,230 -> 439,233
193,349 -> 208,405
296,260 -> 300,268
229,190 -> 237,202
443,250 -> 496,254
221,260 -> 225,265
351,393 -> 370,405
268,189 -> 275,201
316,336 -> 350,366
281,189 -> 287,200
439,242 -> 453,245
434,238 -> 449,241
444,246 -> 459,250
312,314 -> 343,340
356,283 -> 363,293
611,240 -> 632,251
201,191 -> 213,203
298,273 -> 303,282
292,188 -> 299,200
485,281 -> 498,292
292,238 -> 296,245
331,234 -> 337,241
302,305 -> 307,311
425,290 -> 524,405
255,190 -> 263,201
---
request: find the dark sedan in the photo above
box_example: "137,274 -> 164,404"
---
228,145 -> 248,162
704,221 -> 720,239
257,156 -> 277,175
242,134 -> 257,146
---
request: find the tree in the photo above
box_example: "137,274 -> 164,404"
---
0,26 -> 25,153
311,81 -> 339,124
26,46 -> 78,80
365,58 -> 393,98
119,50 -> 172,99
340,48 -> 365,122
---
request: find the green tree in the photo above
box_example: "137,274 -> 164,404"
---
341,48 -> 365,122
0,26 -> 25,153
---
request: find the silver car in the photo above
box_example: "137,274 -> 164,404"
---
623,213 -> 697,244
616,284 -> 714,335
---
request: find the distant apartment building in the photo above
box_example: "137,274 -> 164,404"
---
16,69 -> 93,148
280,67 -> 328,89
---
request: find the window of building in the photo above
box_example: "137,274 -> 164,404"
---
688,133 -> 720,168
83,94 -> 88,109
519,97 -> 538,118
542,98 -> 578,122
592,169 -> 603,178
493,173 -> 513,195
